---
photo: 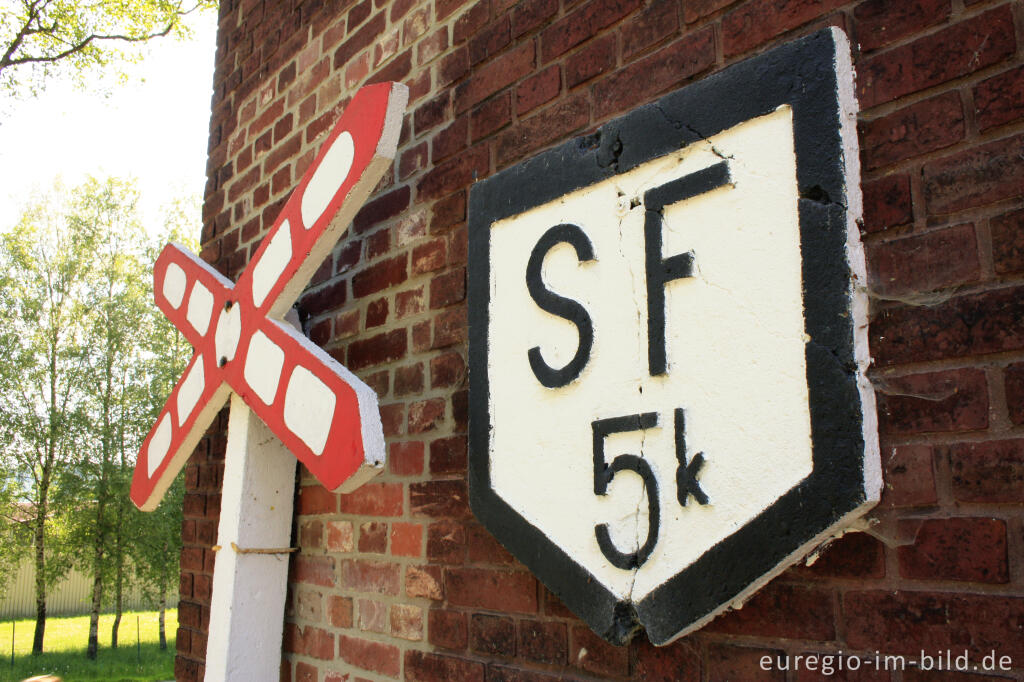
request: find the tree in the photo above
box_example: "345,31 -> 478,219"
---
1,0 -> 216,99
0,183 -> 98,655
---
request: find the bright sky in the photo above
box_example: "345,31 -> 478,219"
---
0,12 -> 218,237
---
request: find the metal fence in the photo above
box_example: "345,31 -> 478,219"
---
0,559 -> 177,619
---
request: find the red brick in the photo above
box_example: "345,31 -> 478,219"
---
496,95 -> 590,167
298,484 -> 337,515
854,0 -> 951,53
512,0 -> 557,37
419,145 -> 489,201
388,440 -> 425,476
875,369 -> 988,436
357,598 -> 387,632
179,600 -> 201,628
722,0 -> 845,57
541,0 -> 642,62
433,115 -> 469,162
412,479 -> 470,518
365,296 -> 388,327
900,517 -> 1009,583
857,7 -> 1016,109
337,635 -> 400,677
952,439 -> 1024,503
292,555 -> 336,588
412,238 -> 447,275
415,92 -> 450,135
299,279 -> 347,318
337,481 -> 404,516
284,623 -> 334,660
405,651 -> 484,682
299,520 -> 323,548
431,192 -> 467,232
390,521 -> 422,557
866,223 -> 979,296
623,0 -> 679,58
439,47 -> 470,87
705,583 -> 836,639
566,33 -> 617,89
470,614 -> 515,655
445,568 -> 538,613
683,0 -> 736,22
515,66 -> 560,116
485,665 -> 566,682
845,590 -> 1024,659
357,521 -> 388,553
632,637 -> 701,682
517,620 -> 566,665
328,595 -> 353,628
432,308 -> 467,349
469,17 -> 511,65
400,142 -> 428,180
453,1 -> 489,45
975,65 -> 1024,132
428,520 -> 467,562
454,41 -> 534,113
418,28 -> 449,65
872,287 -> 1024,367
429,269 -> 466,309
879,444 -> 938,508
394,362 -> 424,396
592,27 -> 715,121
352,254 -> 407,297
569,624 -> 629,676
861,173 -> 913,234
353,185 -> 410,233
380,401 -> 405,436
992,207 -> 1024,275
861,92 -> 964,171
334,11 -> 386,68
707,644 -> 785,681
340,559 -> 401,595
466,524 -> 514,564
390,603 -> 424,641
407,564 -> 444,599
1006,363 -> 1024,425
347,329 -> 407,370
471,91 -> 512,141
428,609 -> 467,649
927,132 -> 1024,215
293,661 -> 315,682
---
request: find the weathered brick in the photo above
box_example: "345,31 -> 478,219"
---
454,41 -> 534,113
394,362 -> 424,396
470,614 -> 515,656
337,482 -> 404,516
541,0 -> 642,62
705,583 -> 835,640
347,328 -> 407,370
466,524 -> 514,564
429,268 -> 466,309
433,308 -> 467,348
445,568 -> 538,613
592,26 -> 715,121
861,173 -> 913,234
427,520 -> 467,562
517,620 -> 567,665
515,66 -> 560,116
284,623 -> 334,660
951,439 -> 1024,503
334,11 -> 386,68
992,207 -> 1024,275
389,440 -> 425,476
328,595 -> 353,628
872,287 -> 1024,366
428,609 -> 467,649
391,603 -> 424,641
512,0 -> 558,38
899,518 -> 1007,583
340,559 -> 401,595
879,444 -> 937,508
453,1 -> 489,45
471,91 -> 512,141
861,92 -> 964,171
405,651 -> 485,682
408,397 -> 446,433
792,531 -> 885,580
353,185 -> 410,233
1006,363 -> 1024,425
845,591 -> 1024,659
431,192 -> 467,232
412,238 -> 448,275
486,665 -> 566,682
337,635 -> 401,677
570,625 -> 629,676
365,295 -> 388,327
412,479 -> 470,518
875,369 -> 988,436
407,564 -> 444,599
722,0 -> 846,57
418,145 -> 489,201
292,555 -> 336,588
352,254 -> 408,298
925,132 -> 1024,215
357,598 -> 387,632
496,95 -> 590,167
853,0 -> 951,53
439,47 -> 470,88
866,223 -> 979,296
358,521 -> 388,553
566,33 -> 617,89
469,17 -> 511,65
390,521 -> 422,557
430,353 -> 466,390
433,116 -> 469,162
975,64 -> 1024,132
857,7 -> 1016,109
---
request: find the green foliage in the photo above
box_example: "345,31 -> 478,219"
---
0,0 -> 218,99
0,177 -> 195,654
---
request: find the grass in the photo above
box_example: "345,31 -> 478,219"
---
0,609 -> 177,682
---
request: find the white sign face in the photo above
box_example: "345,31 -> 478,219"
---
468,28 -> 879,646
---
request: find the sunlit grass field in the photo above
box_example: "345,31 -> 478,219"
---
0,609 -> 176,682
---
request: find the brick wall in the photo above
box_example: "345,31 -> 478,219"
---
175,0 -> 1024,679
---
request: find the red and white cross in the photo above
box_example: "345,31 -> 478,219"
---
130,82 -> 407,511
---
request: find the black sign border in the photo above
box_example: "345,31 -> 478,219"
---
468,28 -> 868,646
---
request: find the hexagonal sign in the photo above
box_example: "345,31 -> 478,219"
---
467,29 -> 880,646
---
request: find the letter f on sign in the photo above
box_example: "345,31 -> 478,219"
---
130,82 -> 408,511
